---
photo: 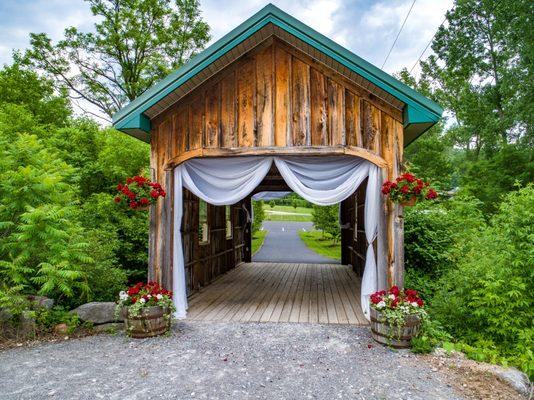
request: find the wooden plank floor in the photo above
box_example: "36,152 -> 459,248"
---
187,262 -> 368,325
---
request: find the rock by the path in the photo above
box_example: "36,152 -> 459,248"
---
27,295 -> 54,310
93,322 -> 124,333
494,367 -> 531,396
71,302 -> 121,324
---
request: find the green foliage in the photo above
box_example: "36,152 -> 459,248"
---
34,306 -> 81,334
430,186 -> 534,378
269,200 -> 275,209
411,318 -> 452,354
24,0 -> 210,117
251,229 -> 268,255
252,200 -> 265,236
311,205 -> 340,243
298,230 -> 340,261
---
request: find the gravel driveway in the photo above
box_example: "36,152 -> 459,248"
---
253,221 -> 339,264
0,321 -> 463,400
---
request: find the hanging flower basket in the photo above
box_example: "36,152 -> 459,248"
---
116,282 -> 175,338
114,176 -> 166,211
382,173 -> 438,207
369,286 -> 426,348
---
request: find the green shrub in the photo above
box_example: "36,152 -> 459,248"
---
430,186 -> 534,378
252,200 -> 265,235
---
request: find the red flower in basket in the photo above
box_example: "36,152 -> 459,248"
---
114,176 -> 166,210
382,173 -> 438,206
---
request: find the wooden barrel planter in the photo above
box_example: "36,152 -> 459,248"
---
370,308 -> 421,348
124,306 -> 171,338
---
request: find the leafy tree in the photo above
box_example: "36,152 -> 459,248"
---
269,200 -> 275,209
420,0 -> 533,156
25,0 -> 210,118
0,61 -> 71,126
252,200 -> 265,235
311,205 -> 340,243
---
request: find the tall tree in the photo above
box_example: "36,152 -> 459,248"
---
25,0 -> 210,120
420,0 -> 533,157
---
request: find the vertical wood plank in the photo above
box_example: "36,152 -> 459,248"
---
310,68 -> 328,146
255,46 -> 274,147
205,82 -> 220,148
189,98 -> 203,150
327,78 -> 345,146
161,170 -> 174,291
344,90 -> 361,147
371,105 -> 381,153
175,104 -> 188,153
291,57 -> 310,146
237,58 -> 255,147
274,46 -> 290,147
220,71 -> 237,148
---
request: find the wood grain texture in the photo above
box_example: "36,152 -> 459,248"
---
255,46 -> 274,146
274,46 -> 291,147
205,81 -> 220,148
237,58 -> 255,147
291,57 -> 310,146
220,71 -> 237,148
310,68 -> 328,146
189,97 -> 203,150
345,90 -> 361,147
327,78 -> 345,146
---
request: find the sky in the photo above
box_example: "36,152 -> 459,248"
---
0,0 -> 453,121
0,0 -> 453,74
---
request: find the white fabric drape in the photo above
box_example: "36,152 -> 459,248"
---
172,155 -> 386,320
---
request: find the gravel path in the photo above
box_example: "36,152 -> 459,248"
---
0,321 -> 463,400
253,221 -> 339,264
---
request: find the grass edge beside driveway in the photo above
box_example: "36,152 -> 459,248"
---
298,230 -> 341,261
252,230 -> 268,255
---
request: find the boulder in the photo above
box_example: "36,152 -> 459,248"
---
27,295 -> 54,310
71,302 -> 122,324
494,367 -> 531,396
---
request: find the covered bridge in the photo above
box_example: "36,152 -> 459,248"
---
112,4 -> 442,321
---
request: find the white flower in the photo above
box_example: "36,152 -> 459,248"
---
140,298 -> 146,304
411,302 -> 418,307
156,294 -> 163,300
388,294 -> 396,300
119,291 -> 129,301
147,294 -> 152,298
377,301 -> 386,309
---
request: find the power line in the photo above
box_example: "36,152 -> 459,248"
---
409,16 -> 447,74
381,0 -> 417,69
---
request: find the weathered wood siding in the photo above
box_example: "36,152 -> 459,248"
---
148,39 -> 405,293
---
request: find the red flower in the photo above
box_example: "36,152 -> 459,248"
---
403,173 -> 416,183
391,298 -> 399,309
390,182 -> 397,189
389,286 -> 400,296
150,190 -> 160,199
126,177 -> 133,184
128,192 -> 136,200
416,298 -> 424,307
130,201 -> 138,209
426,189 -> 438,200
140,197 -> 150,206
114,196 -> 121,203
400,185 -> 410,194
405,289 -> 418,298
159,190 -> 166,197
117,183 -> 123,191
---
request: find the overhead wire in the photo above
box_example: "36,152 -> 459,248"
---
381,0 -> 417,69
409,16 -> 447,74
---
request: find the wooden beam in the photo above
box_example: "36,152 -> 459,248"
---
165,146 -> 387,169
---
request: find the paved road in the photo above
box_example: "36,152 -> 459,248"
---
253,221 -> 339,264
0,322 -> 463,400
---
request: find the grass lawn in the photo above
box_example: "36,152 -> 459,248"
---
252,229 -> 268,255
298,230 -> 341,260
264,205 -> 313,222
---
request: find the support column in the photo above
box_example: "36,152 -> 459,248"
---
381,115 -> 405,287
243,196 -> 252,263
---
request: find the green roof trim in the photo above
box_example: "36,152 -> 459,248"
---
112,3 -> 442,144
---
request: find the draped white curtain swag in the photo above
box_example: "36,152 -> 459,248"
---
172,156 -> 386,319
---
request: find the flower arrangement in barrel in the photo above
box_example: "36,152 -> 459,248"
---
370,286 -> 425,315
117,282 -> 175,317
114,175 -> 166,210
382,172 -> 438,206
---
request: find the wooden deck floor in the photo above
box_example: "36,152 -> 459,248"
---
187,262 -> 367,325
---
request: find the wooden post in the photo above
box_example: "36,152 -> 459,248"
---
243,196 -> 252,262
161,169 -> 174,291
340,198 -> 350,265
380,114 -> 405,287
148,167 -> 157,282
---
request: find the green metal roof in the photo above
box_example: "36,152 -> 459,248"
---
112,3 -> 442,145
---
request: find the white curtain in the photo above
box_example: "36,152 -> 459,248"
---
172,155 -> 386,319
